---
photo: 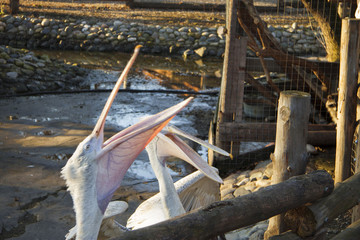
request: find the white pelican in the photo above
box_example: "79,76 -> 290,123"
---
61,45 -> 193,240
126,125 -> 230,229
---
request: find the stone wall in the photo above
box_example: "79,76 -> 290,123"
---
0,15 -> 326,57
0,45 -> 88,95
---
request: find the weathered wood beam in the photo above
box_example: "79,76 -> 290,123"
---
116,171 -> 333,240
213,143 -> 275,172
334,19 -> 360,184
217,122 -> 336,146
127,0 -> 226,11
285,172 -> 360,238
244,73 -> 277,107
352,50 -> 360,223
215,0 -> 245,159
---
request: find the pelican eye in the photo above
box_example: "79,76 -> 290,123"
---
84,144 -> 91,150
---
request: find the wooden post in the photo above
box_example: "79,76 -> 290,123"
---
352,126 -> 360,222
213,0 -> 246,160
264,91 -> 311,240
352,19 -> 360,223
334,18 -> 360,184
9,0 -> 19,14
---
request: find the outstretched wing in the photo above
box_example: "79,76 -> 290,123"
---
176,170 -> 220,212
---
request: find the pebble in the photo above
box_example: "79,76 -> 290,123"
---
0,15 -> 325,57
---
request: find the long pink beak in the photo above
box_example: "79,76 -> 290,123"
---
93,45 -> 142,138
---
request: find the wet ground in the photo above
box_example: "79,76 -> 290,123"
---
0,51 -> 222,239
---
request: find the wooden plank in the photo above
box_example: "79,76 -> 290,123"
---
128,0 -> 226,11
352,18 -> 360,224
335,19 -> 360,184
244,73 -> 277,106
217,122 -> 336,145
128,0 -> 280,12
214,144 -> 275,172
215,0 -> 245,158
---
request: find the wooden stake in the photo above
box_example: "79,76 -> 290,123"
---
214,0 -> 246,160
264,91 -> 311,240
334,19 -> 360,184
352,21 -> 360,222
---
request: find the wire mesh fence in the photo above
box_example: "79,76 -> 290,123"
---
206,0 -> 354,170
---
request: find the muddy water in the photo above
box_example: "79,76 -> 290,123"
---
0,52 -> 221,239
34,50 -> 224,91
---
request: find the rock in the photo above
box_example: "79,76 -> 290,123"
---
41,19 -> 50,27
292,33 -> 301,40
222,194 -> 234,200
178,27 -> 189,32
249,169 -> 263,181
6,16 -> 15,24
6,71 -> 18,79
264,163 -> 273,179
221,186 -> 235,198
236,177 -> 250,187
255,178 -> 271,188
244,182 -> 257,192
182,49 -> 193,60
127,37 -> 137,42
113,20 -> 122,27
223,174 -> 238,186
194,47 -> 206,57
14,59 -> 23,67
255,160 -> 271,169
233,186 -> 251,197
217,26 -> 226,39
282,31 -> 292,37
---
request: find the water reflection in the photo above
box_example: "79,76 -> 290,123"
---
33,50 -> 224,91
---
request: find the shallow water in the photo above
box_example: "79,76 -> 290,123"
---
34,49 -> 224,91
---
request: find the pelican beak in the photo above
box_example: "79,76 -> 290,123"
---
95,97 -> 193,213
92,45 -> 142,138
154,131 -> 225,184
